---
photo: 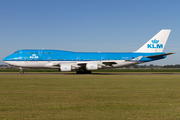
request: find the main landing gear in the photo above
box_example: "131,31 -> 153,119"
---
76,69 -> 92,74
19,67 -> 24,74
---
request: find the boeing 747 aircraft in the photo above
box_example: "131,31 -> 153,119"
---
3,29 -> 174,74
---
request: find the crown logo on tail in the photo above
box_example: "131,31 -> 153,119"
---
151,39 -> 159,43
148,39 -> 163,49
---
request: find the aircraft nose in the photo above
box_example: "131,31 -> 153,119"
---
3,55 -> 13,61
3,57 -> 8,61
3,55 -> 14,65
3,56 -> 9,64
3,53 -> 15,61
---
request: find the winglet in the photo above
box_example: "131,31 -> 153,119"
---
135,29 -> 171,53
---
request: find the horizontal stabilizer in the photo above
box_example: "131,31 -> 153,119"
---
145,53 -> 175,58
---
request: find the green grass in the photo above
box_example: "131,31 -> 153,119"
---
0,74 -> 180,119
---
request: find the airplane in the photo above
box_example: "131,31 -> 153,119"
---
3,29 -> 174,74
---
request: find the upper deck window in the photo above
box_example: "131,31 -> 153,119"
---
26,52 -> 38,54
42,52 -> 52,54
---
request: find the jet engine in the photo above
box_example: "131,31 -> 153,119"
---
86,63 -> 101,70
60,65 -> 72,72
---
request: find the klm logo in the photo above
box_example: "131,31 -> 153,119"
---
147,39 -> 163,49
30,54 -> 38,59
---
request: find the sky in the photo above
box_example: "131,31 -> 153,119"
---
0,0 -> 180,65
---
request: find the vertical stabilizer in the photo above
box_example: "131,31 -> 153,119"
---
135,29 -> 171,53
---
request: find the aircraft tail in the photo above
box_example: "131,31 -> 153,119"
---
135,29 -> 171,53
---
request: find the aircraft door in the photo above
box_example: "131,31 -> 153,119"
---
47,57 -> 51,62
24,57 -> 28,61
101,57 -> 104,61
38,50 -> 42,56
76,57 -> 80,61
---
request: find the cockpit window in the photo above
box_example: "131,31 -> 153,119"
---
14,51 -> 19,53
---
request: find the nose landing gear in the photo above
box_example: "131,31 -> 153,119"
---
19,67 -> 24,74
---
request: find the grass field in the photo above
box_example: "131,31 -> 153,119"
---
1,73 -> 180,119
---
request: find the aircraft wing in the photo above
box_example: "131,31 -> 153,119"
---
45,62 -> 81,68
57,62 -> 117,67
102,62 -> 117,66
77,63 -> 87,68
145,53 -> 175,58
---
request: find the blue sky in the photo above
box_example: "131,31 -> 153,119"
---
0,0 -> 179,65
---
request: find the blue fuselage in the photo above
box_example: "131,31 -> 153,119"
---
3,49 -> 166,62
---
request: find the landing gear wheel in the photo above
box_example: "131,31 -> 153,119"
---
76,70 -> 92,74
87,71 -> 92,74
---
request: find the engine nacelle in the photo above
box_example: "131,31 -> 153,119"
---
60,65 -> 72,72
86,63 -> 100,70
